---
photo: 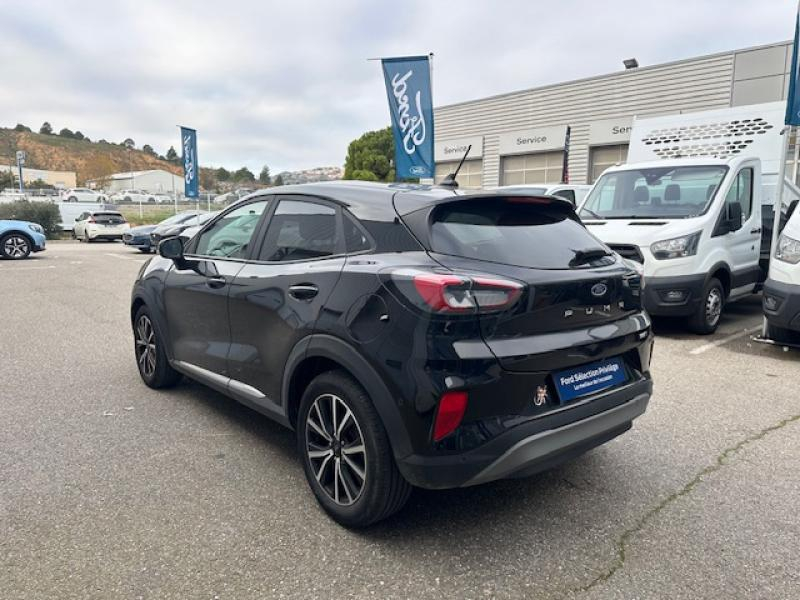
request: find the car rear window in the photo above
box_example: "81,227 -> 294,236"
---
93,212 -> 125,223
428,198 -> 605,269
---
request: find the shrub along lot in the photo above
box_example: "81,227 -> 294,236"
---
0,201 -> 61,237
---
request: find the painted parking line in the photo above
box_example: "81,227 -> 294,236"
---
689,325 -> 762,355
0,264 -> 57,271
104,253 -> 148,262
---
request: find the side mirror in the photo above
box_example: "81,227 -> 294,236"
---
727,202 -> 743,232
75,217 -> 80,222
158,236 -> 184,260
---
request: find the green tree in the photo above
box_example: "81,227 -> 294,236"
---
233,167 -> 255,182
273,174 -> 284,187
122,138 -> 135,149
39,122 -> 53,135
258,165 -> 271,185
14,123 -> 31,133
142,144 -> 155,155
59,128 -> 75,138
166,146 -> 178,162
74,131 -> 85,141
215,167 -> 230,181
344,127 -> 394,182
0,170 -> 15,188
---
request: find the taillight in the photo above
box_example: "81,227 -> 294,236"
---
387,268 -> 523,314
87,217 -> 96,223
433,390 -> 468,441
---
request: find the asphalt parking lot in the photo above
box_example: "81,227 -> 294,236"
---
2,240 -> 799,599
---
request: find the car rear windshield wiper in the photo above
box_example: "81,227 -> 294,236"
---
569,247 -> 613,267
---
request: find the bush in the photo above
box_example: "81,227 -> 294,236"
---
0,201 -> 62,237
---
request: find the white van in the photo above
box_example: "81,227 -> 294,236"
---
496,183 -> 592,207
578,102 -> 799,334
763,202 -> 800,342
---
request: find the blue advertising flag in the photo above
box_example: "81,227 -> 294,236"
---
180,126 -> 199,198
786,3 -> 800,125
381,55 -> 434,180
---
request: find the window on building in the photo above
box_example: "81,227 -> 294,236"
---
434,159 -> 483,189
589,144 -> 629,183
501,151 -> 564,185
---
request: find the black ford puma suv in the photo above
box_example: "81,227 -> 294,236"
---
131,181 -> 653,526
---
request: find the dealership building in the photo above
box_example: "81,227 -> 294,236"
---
433,41 -> 796,189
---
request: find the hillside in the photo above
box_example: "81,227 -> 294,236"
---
0,129 -> 181,184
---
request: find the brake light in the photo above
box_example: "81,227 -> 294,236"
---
433,390 -> 468,441
389,269 -> 523,314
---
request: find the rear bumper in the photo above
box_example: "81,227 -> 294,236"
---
643,273 -> 706,317
397,377 -> 652,489
89,233 -> 124,241
763,278 -> 800,332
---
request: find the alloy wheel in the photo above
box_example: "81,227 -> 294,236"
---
135,315 -> 157,378
305,393 -> 367,506
705,288 -> 723,327
4,235 -> 29,258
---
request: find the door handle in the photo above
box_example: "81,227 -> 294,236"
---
751,227 -> 762,234
206,276 -> 227,289
288,284 -> 319,300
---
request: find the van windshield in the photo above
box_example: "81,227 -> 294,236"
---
580,166 -> 727,219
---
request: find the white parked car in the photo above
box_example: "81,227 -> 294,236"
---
73,210 -> 130,242
110,189 -> 157,203
62,188 -> 108,202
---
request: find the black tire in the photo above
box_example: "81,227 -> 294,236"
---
0,232 -> 32,260
297,370 -> 411,527
71,229 -> 77,240
124,196 -> 131,203
67,196 -> 77,202
138,248 -> 151,253
688,277 -> 725,335
133,306 -> 181,389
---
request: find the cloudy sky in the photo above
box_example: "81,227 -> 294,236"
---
0,0 -> 795,173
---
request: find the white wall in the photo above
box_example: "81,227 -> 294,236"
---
434,41 -> 792,186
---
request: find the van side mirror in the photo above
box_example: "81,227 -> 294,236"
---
158,236 -> 184,260
727,202 -> 743,232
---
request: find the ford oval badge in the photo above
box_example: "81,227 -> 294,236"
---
591,283 -> 608,297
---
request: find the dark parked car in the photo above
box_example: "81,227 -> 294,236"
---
130,182 -> 653,526
123,211 -> 207,253
149,211 -> 216,250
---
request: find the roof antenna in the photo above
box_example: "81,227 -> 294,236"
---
439,145 -> 471,188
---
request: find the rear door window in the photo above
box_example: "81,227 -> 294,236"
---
258,199 -> 340,262
428,198 -> 605,269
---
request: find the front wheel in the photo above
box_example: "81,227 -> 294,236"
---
297,371 -> 411,527
133,306 -> 181,388
688,277 -> 724,334
0,233 -> 31,259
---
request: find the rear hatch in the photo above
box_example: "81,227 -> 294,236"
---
94,212 -> 126,225
397,194 -> 644,372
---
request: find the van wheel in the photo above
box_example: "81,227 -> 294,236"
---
297,371 -> 411,527
688,277 -> 724,334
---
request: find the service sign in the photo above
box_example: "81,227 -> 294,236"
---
434,136 -> 484,162
381,56 -> 435,179
588,118 -> 633,146
498,125 -> 568,156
